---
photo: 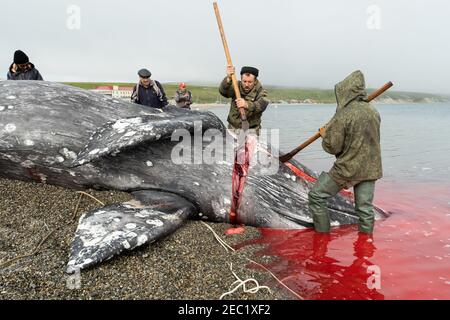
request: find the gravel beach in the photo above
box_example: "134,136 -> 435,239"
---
0,177 -> 289,300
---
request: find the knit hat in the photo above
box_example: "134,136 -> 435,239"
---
14,50 -> 29,65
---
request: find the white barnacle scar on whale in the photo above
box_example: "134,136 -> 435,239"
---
112,118 -> 143,133
0,105 -> 14,111
4,123 -> 17,133
23,139 -> 35,146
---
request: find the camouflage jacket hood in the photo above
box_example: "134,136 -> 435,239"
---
335,70 -> 368,113
322,70 -> 382,185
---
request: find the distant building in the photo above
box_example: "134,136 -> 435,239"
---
92,85 -> 113,95
91,85 -> 134,99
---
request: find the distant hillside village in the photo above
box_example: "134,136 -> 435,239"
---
81,84 -> 450,105
86,85 -> 449,105
89,85 -> 320,104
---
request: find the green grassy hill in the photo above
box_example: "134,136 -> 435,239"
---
63,82 -> 449,104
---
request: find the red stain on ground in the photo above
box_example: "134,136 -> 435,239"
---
225,226 -> 246,235
235,180 -> 450,300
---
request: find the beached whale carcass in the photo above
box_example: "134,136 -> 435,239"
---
0,81 -> 387,273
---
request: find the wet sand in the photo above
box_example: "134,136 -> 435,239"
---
0,177 -> 288,300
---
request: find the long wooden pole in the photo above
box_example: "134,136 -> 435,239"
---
366,81 -> 394,102
279,81 -> 393,163
213,2 -> 249,130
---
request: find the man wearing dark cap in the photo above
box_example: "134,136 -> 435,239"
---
7,50 -> 44,80
219,65 -> 269,134
131,68 -> 168,109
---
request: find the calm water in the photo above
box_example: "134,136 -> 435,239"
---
206,103 -> 450,183
205,103 -> 450,300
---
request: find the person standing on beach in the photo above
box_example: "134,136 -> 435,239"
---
174,82 -> 193,109
7,50 -> 44,80
308,70 -> 382,234
219,65 -> 269,134
131,68 -> 168,109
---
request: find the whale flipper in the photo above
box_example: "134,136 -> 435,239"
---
71,112 -> 225,167
66,191 -> 197,273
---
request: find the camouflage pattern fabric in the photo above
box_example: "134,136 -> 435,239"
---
219,77 -> 269,131
322,70 -> 382,187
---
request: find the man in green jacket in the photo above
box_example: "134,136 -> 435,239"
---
308,70 -> 382,234
219,65 -> 269,134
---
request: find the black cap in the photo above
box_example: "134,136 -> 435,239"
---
14,50 -> 29,65
138,68 -> 152,78
240,66 -> 259,77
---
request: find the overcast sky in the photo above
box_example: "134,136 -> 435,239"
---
2,0 -> 449,94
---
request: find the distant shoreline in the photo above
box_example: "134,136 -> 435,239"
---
62,82 -> 450,105
190,100 -> 450,110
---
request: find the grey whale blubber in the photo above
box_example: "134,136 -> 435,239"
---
0,81 -> 387,273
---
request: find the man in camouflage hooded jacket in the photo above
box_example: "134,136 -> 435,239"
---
308,70 -> 382,234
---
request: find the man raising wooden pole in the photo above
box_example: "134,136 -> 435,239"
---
213,2 -> 269,227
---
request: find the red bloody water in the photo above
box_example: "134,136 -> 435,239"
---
235,174 -> 450,300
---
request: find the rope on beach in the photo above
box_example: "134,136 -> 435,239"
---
200,221 -> 304,300
75,191 -> 105,206
68,194 -> 295,299
245,259 -> 304,300
70,191 -> 104,222
201,221 -> 235,252
0,228 -> 57,269
219,262 -> 272,300
70,193 -> 83,221
0,192 -> 69,270
0,191 -> 106,270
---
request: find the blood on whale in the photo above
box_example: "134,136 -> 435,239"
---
227,145 -> 354,235
227,141 -> 254,235
226,134 -> 258,234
